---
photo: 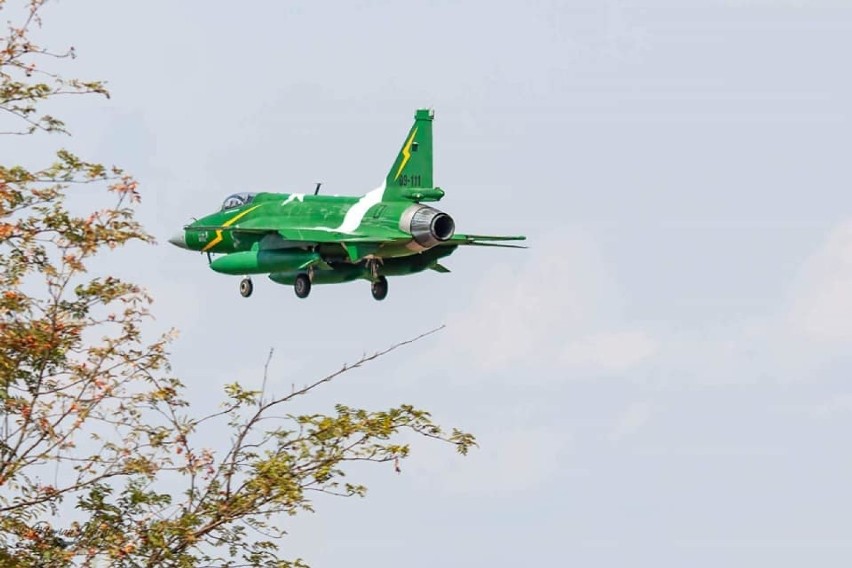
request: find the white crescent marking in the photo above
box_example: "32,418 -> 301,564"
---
334,182 -> 385,233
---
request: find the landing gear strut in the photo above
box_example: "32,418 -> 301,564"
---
294,273 -> 311,299
371,275 -> 388,301
239,277 -> 253,298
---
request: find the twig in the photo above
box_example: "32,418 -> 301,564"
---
260,347 -> 273,407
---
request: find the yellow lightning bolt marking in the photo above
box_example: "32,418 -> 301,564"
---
394,127 -> 418,181
201,204 -> 263,252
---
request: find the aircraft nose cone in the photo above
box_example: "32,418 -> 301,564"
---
168,231 -> 188,249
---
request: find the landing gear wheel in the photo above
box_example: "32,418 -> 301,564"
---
294,273 -> 312,299
371,276 -> 388,301
239,278 -> 253,298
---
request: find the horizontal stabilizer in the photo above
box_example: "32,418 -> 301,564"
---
445,233 -> 527,248
465,242 -> 527,249
431,263 -> 451,273
454,234 -> 526,242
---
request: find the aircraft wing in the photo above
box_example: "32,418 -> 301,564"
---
445,234 -> 527,248
279,228 -> 403,244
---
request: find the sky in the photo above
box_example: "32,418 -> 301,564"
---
8,0 -> 852,566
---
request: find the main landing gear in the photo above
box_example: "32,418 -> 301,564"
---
239,277 -> 253,298
365,258 -> 388,301
371,275 -> 388,301
239,272 -> 385,301
294,273 -> 312,299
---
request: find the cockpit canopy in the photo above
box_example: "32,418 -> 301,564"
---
221,192 -> 256,211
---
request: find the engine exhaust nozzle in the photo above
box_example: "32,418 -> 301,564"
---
401,205 -> 455,249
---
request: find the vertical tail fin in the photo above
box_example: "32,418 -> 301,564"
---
382,108 -> 435,202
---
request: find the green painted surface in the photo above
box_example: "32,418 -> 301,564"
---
169,109 -> 525,295
384,108 -> 434,200
209,250 -> 322,275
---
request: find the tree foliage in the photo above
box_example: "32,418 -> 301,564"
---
0,2 -> 474,565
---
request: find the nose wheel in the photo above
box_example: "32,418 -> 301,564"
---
239,277 -> 253,298
371,276 -> 388,301
294,273 -> 312,299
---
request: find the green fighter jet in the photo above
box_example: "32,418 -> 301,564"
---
168,109 -> 525,300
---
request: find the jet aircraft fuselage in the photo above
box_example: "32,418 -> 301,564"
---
169,109 -> 524,300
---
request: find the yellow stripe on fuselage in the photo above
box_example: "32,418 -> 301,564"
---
201,204 -> 263,252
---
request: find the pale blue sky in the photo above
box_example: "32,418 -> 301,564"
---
12,0 -> 852,566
